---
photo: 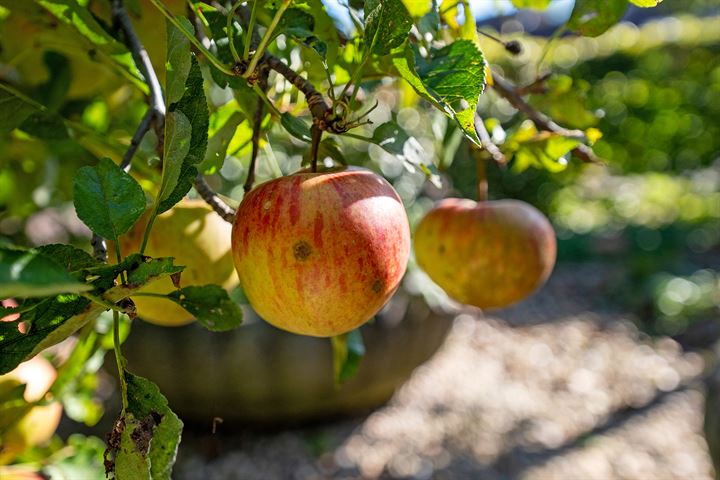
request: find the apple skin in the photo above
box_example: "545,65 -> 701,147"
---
414,198 -> 556,309
0,356 -> 63,465
231,168 -> 411,337
118,200 -> 238,327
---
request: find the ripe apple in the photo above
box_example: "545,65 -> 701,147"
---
414,198 -> 556,309
0,356 -> 63,465
118,199 -> 239,326
231,168 -> 411,337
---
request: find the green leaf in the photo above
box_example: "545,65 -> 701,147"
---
392,46 -> 442,110
125,372 -> 183,480
32,0 -> 144,89
125,256 -> 184,288
0,246 -> 92,298
20,111 -> 70,140
36,244 -> 99,273
199,111 -> 245,174
364,0 -> 413,56
0,84 -> 69,139
331,329 -> 365,385
73,158 -> 147,241
0,294 -> 94,375
506,123 -> 581,172
511,0 -> 551,9
0,255 -> 184,375
53,326 -> 106,426
34,51 -> 71,111
371,120 -> 425,165
629,0 -> 662,6
157,58 -> 209,214
278,7 -> 314,40
281,112 -> 312,142
282,10 -> 328,59
165,17 -> 194,105
115,414 -> 152,480
529,75 -> 598,129
167,285 -> 243,332
0,87 -> 38,134
203,9 -> 246,89
43,435 -> 106,479
406,40 -> 486,144
566,0 -> 628,37
157,111 -> 192,208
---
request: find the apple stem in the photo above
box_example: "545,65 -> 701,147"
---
245,82 -> 268,193
310,124 -> 323,173
474,147 -> 489,202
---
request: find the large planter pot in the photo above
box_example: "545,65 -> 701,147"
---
122,288 -> 454,425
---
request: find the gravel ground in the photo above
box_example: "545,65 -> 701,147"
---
175,265 -> 717,480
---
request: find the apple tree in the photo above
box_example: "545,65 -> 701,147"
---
0,0 -> 666,477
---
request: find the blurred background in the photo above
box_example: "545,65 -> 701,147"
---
1,0 -> 719,478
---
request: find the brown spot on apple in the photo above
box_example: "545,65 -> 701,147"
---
293,241 -> 312,261
371,279 -> 382,293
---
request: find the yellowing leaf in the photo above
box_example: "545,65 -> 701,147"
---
402,0 -> 431,18
585,127 -> 603,145
629,0 -> 662,6
511,0 -> 551,9
439,0 -> 459,29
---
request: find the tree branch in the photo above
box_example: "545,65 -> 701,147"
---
515,72 -> 552,96
492,73 -> 600,164
120,108 -> 154,171
475,114 -> 506,165
262,55 -> 342,132
226,3 -> 342,133
194,175 -> 236,223
112,0 -> 166,167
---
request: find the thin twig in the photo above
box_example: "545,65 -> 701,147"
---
492,73 -> 600,163
112,0 -> 166,168
242,0 -> 291,79
475,114 -> 506,165
515,72 -> 553,96
112,0 -> 165,120
120,109 -> 154,171
194,175 -> 236,223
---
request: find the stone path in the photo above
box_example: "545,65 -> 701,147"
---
175,265 -> 717,479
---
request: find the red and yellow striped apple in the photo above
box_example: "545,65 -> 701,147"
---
414,198 -> 556,309
232,168 -> 411,337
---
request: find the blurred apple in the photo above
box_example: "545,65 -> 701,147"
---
0,356 -> 62,465
414,198 -> 556,309
117,199 -> 238,326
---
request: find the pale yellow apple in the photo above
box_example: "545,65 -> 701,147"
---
118,200 -> 238,326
